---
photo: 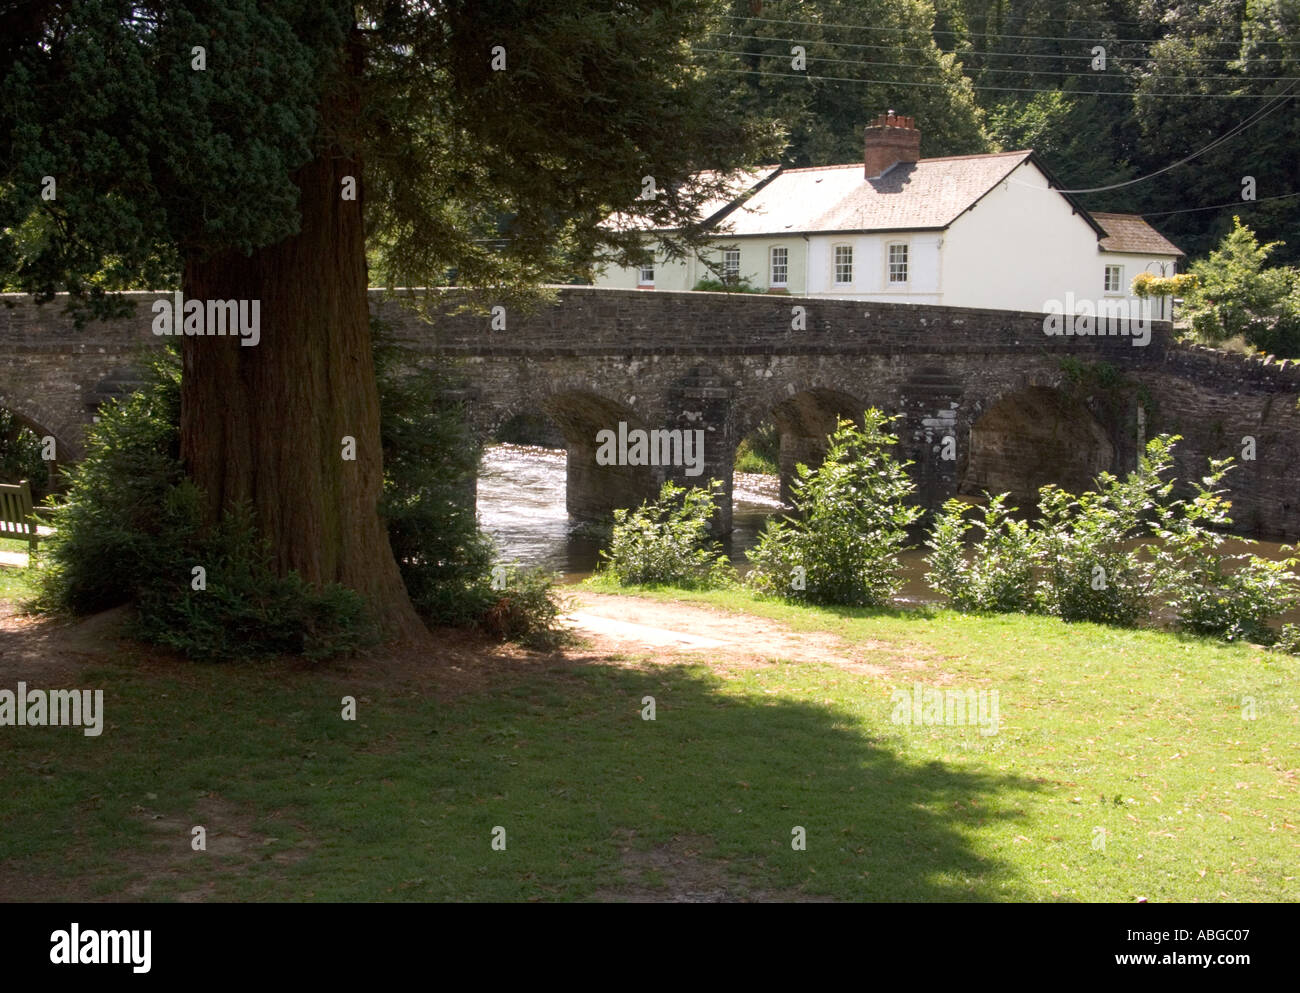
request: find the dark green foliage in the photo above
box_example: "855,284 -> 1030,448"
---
746,411 -> 923,606
33,347 -> 375,659
375,329 -> 496,627
598,480 -> 736,589
373,322 -> 570,646
692,277 -> 763,293
0,408 -> 50,499
132,497 -> 377,662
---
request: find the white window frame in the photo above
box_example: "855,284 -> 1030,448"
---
1104,264 -> 1123,295
770,246 -> 789,288
887,242 -> 909,285
638,261 -> 655,286
723,248 -> 741,283
833,244 -> 853,286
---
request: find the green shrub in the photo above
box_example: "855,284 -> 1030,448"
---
746,411 -> 923,606
34,347 -> 375,660
692,277 -> 762,293
1275,623 -> 1300,656
133,499 -> 376,661
373,326 -> 571,646
1145,456 -> 1300,642
375,335 -> 496,626
734,420 -> 779,475
34,329 -> 571,658
480,563 -> 573,650
0,408 -> 51,499
598,479 -> 736,589
1031,438 -> 1180,626
924,494 -> 1038,613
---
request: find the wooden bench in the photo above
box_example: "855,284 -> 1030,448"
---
0,480 -> 53,557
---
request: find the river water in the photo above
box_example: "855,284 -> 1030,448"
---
476,444 -> 1296,618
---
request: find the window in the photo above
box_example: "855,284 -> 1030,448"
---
834,245 -> 853,285
888,243 -> 908,283
1104,265 -> 1123,294
638,262 -> 655,286
770,246 -> 789,287
723,248 -> 741,283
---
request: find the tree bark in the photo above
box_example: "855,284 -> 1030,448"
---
180,45 -> 425,642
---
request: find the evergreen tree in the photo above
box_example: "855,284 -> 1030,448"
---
0,1 -> 778,637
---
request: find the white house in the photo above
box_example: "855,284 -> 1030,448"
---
596,111 -> 1183,319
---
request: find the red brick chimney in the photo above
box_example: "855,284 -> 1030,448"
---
864,110 -> 921,178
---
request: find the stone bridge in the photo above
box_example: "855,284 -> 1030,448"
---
3,287 -> 1299,538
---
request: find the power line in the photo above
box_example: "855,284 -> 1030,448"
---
1006,81 -> 1299,193
700,43 -> 1300,83
712,29 -> 1293,67
723,12 -> 1300,50
697,62 -> 1300,99
1139,190 -> 1300,218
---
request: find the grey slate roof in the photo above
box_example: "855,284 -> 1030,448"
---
713,151 -> 1034,235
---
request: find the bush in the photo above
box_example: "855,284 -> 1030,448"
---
0,408 -> 51,500
1030,437 -> 1189,626
746,411 -> 922,606
375,334 -> 496,626
1145,456 -> 1300,642
692,277 -> 762,293
924,494 -> 1038,613
35,328 -> 572,658
34,347 -> 375,660
598,479 -> 736,589
734,420 -> 779,475
480,563 -> 573,650
1275,624 -> 1300,656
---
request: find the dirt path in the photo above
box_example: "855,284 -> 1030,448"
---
561,590 -> 910,674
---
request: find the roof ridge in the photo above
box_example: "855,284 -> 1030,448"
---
781,149 -> 1032,174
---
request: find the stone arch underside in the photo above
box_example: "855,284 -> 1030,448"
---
490,390 -> 656,520
760,388 -> 868,505
961,386 -> 1115,508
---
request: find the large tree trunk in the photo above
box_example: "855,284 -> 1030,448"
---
180,47 -> 425,642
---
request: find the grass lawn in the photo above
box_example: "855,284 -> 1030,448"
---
0,567 -> 1296,902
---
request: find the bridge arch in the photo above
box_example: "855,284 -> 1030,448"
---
733,386 -> 871,506
483,388 -> 658,520
0,391 -> 75,490
959,383 -> 1116,509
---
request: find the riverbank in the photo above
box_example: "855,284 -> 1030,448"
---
1,575 -> 1296,902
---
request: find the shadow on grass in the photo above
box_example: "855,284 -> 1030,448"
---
430,658 -> 1044,901
0,630 -> 1044,901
